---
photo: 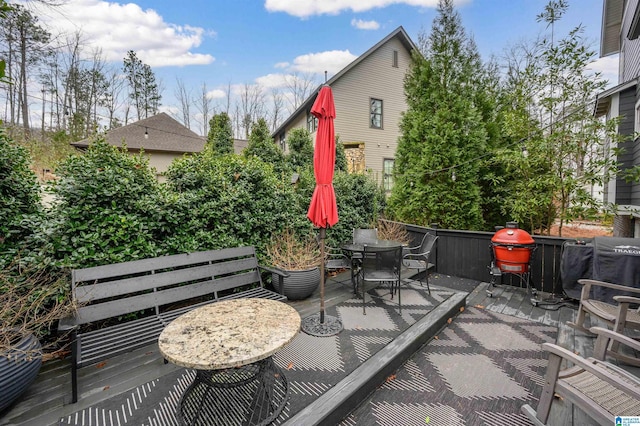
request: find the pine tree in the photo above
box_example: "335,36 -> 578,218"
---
388,0 -> 487,230
123,51 -> 161,120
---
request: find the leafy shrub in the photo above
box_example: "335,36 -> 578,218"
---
165,151 -> 311,257
41,136 -> 161,267
0,127 -> 42,262
286,128 -> 314,170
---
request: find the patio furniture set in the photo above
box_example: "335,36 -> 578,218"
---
59,246 -> 288,405
57,229 -> 438,425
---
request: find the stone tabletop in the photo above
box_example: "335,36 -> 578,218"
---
158,298 -> 301,370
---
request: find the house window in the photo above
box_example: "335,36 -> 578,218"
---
383,158 -> 394,192
393,50 -> 398,68
370,98 -> 383,129
279,133 -> 286,151
307,113 -> 318,132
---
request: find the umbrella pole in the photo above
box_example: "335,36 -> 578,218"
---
300,227 -> 343,337
319,227 -> 326,324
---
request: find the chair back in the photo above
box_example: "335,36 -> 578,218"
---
362,245 -> 403,280
418,233 -> 438,256
353,228 -> 378,244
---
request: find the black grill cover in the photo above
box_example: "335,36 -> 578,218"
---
592,237 -> 640,303
560,242 -> 593,299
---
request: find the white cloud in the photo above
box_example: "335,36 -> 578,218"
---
587,55 -> 619,88
256,73 -> 289,89
274,62 -> 290,69
265,0 -> 441,18
351,18 -> 380,30
289,50 -> 358,74
206,89 -> 227,99
29,0 -> 215,67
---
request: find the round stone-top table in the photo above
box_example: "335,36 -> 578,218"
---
158,298 -> 301,426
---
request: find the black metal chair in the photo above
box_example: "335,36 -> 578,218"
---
353,228 -> 378,244
349,228 -> 379,293
324,242 -> 352,275
402,233 -> 437,295
360,244 -> 403,315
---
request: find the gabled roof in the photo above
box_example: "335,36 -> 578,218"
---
271,26 -> 418,137
594,78 -> 637,116
73,112 -> 205,153
601,0 -> 624,56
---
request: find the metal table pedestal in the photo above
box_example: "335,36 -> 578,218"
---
178,357 -> 289,426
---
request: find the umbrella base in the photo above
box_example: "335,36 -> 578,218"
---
301,313 -> 343,337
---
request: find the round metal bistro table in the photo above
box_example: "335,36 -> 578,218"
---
341,240 -> 404,293
158,298 -> 301,426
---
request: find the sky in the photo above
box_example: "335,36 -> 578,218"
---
13,0 -> 618,134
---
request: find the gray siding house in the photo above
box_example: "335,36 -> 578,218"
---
595,0 -> 640,237
272,26 -> 417,190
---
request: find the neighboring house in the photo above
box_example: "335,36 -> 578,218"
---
272,26 -> 417,191
72,113 -> 205,182
595,0 -> 640,237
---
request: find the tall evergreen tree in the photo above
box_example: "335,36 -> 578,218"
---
243,118 -> 284,166
388,0 -> 487,230
285,128 -> 313,169
207,112 -> 234,155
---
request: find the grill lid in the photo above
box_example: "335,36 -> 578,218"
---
491,222 -> 535,246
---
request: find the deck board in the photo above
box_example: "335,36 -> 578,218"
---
1,275 -> 637,426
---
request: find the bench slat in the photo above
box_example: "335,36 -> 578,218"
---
74,256 -> 259,303
72,246 -> 256,282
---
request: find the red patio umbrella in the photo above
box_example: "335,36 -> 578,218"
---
302,85 -> 343,336
307,85 -> 338,229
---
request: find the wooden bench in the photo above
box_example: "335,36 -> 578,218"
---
59,246 -> 288,403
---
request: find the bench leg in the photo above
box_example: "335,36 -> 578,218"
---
71,335 -> 78,403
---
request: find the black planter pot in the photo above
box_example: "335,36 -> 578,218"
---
272,267 -> 320,300
0,331 -> 42,413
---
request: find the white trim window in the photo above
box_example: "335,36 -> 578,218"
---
370,98 -> 383,129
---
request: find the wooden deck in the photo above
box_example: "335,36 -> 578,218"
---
1,272 -> 637,426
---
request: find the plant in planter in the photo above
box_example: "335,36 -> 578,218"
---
0,265 -> 73,412
266,229 -> 323,300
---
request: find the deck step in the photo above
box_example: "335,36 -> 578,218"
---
283,291 -> 467,425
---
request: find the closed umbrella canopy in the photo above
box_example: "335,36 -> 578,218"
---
302,85 -> 343,336
307,85 -> 338,228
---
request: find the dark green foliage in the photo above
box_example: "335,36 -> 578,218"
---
165,151 -> 310,256
243,118 -> 285,167
0,127 -> 42,259
207,112 -> 234,155
335,137 -> 348,172
388,0 -> 487,230
43,136 -> 161,267
286,128 -> 314,169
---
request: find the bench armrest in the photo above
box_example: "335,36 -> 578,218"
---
258,265 -> 290,296
58,316 -> 79,332
258,264 -> 290,278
